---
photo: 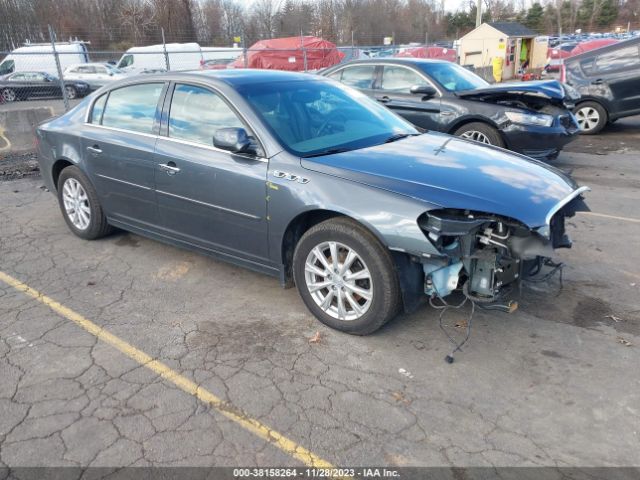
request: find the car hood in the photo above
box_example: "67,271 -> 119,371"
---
301,133 -> 580,229
457,79 -> 580,105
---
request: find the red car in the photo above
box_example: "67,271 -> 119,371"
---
395,46 -> 457,62
546,43 -> 577,71
570,38 -> 619,55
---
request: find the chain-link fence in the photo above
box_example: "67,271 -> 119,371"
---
0,25 -> 462,110
2,23 -> 639,111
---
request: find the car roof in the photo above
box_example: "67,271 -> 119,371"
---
565,36 -> 640,62
335,58 -> 450,66
109,69 -> 323,88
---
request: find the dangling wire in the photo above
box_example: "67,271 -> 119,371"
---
429,282 -> 476,364
523,259 -> 564,296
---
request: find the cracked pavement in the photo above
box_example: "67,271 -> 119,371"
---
0,136 -> 639,469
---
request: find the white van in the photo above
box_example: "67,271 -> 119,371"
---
200,47 -> 242,66
0,42 -> 89,77
116,43 -> 203,73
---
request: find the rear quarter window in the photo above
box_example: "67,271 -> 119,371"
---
595,45 -> 640,73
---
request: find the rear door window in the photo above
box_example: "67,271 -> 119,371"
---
100,83 -> 164,134
339,65 -> 376,89
595,45 -> 640,73
168,83 -> 244,145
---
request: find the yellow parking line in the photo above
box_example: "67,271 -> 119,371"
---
0,271 -> 334,468
580,211 -> 640,224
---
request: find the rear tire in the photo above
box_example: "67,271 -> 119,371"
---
293,217 -> 401,335
454,122 -> 504,147
57,166 -> 113,240
574,101 -> 607,135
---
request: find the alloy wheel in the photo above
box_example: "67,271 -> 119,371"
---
62,178 -> 91,230
575,106 -> 600,132
304,241 -> 373,321
2,89 -> 16,102
65,86 -> 77,99
459,130 -> 491,144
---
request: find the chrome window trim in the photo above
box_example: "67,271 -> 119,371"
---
85,123 -> 159,140
156,189 -> 262,220
156,135 -> 268,163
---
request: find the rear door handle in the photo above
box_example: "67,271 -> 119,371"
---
377,96 -> 391,103
86,145 -> 102,155
159,162 -> 181,175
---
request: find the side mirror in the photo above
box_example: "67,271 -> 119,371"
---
213,127 -> 253,154
410,85 -> 437,99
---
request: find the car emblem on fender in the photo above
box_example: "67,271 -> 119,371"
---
273,170 -> 309,184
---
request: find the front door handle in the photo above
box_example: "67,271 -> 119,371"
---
378,96 -> 391,103
86,145 -> 102,155
591,79 -> 604,85
159,162 -> 181,175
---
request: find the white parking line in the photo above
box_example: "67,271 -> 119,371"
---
580,211 -> 640,224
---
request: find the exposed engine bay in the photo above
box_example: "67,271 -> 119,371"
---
417,194 -> 588,304
415,195 -> 588,363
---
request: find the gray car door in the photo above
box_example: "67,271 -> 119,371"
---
153,82 -> 269,262
82,82 -> 166,228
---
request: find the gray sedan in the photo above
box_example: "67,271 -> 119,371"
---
36,70 -> 588,337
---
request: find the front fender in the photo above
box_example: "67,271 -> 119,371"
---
267,156 -> 441,264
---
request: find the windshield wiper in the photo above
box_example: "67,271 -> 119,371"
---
384,133 -> 418,144
302,147 -> 353,158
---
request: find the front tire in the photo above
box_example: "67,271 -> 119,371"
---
574,101 -> 607,134
293,217 -> 401,335
454,122 -> 505,147
64,86 -> 77,100
57,166 -> 112,240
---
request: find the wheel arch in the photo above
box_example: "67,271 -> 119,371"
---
447,116 -> 507,146
51,159 -> 76,191
280,208 -> 389,287
280,208 -> 425,314
574,98 -> 610,121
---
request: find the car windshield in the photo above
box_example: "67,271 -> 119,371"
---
105,64 -> 123,74
419,62 -> 489,92
239,79 -> 418,157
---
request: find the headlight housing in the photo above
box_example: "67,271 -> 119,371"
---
505,111 -> 554,127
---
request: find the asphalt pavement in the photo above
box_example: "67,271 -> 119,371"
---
0,115 -> 638,471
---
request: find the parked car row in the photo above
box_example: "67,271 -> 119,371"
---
0,71 -> 91,102
322,58 -> 580,160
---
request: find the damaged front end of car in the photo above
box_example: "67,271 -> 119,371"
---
417,186 -> 590,305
